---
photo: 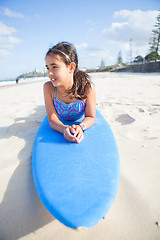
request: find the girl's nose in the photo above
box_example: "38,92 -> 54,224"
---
48,70 -> 54,77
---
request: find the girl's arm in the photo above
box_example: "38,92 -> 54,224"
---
81,84 -> 96,129
71,85 -> 96,143
43,82 -> 77,142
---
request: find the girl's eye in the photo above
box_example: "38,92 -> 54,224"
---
46,65 -> 58,70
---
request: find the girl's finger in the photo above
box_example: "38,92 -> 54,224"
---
70,126 -> 78,137
65,128 -> 77,142
76,131 -> 84,143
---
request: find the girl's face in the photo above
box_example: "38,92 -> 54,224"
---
45,54 -> 73,88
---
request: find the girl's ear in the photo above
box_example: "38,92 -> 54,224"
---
69,62 -> 76,72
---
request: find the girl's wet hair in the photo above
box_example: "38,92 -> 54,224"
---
46,42 -> 91,100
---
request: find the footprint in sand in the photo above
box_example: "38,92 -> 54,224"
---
123,128 -> 159,141
124,128 -> 149,140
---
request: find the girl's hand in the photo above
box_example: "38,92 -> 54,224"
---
63,125 -> 84,143
70,125 -> 84,144
63,126 -> 77,143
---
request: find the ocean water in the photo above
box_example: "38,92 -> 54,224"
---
0,79 -> 16,87
0,77 -> 48,87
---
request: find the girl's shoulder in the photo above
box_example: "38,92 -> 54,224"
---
86,82 -> 96,100
43,81 -> 55,99
87,82 -> 95,94
44,80 -> 54,88
90,81 -> 95,89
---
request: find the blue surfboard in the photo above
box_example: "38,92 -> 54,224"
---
32,110 -> 120,229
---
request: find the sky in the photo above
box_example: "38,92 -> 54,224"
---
0,0 -> 159,79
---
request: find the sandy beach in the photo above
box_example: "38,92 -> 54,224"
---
0,72 -> 160,240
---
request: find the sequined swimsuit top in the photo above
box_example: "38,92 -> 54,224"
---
54,88 -> 86,121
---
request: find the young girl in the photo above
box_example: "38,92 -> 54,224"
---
44,42 -> 96,143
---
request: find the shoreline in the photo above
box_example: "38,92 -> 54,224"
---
0,77 -> 48,88
1,72 -> 160,88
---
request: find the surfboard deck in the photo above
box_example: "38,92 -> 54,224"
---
32,110 -> 120,229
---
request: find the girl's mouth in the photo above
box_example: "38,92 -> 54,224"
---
51,78 -> 56,83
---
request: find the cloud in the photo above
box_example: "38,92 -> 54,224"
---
0,49 -> 11,57
75,43 -> 88,50
88,47 -> 110,59
102,10 -> 159,56
0,35 -> 22,49
0,21 -> 17,35
89,28 -> 95,32
0,21 -> 22,58
0,7 -> 24,18
0,7 -> 30,22
0,7 -> 25,59
76,43 -> 114,67
89,47 -> 115,65
75,43 -> 112,60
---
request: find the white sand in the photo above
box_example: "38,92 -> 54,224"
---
0,73 -> 160,240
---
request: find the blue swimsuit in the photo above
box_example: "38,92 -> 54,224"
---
54,88 -> 86,121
